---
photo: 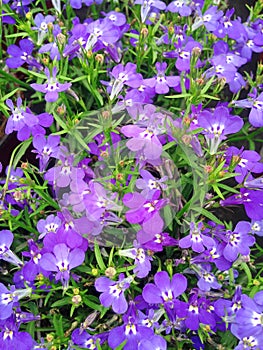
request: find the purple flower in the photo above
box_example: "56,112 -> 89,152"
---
0,230 -> 23,267
95,273 -> 131,314
222,221 -> 254,262
0,284 -> 32,320
139,335 -> 167,350
5,97 -> 53,140
119,242 -> 152,278
225,146 -> 263,183
196,265 -> 222,292
135,0 -> 166,23
166,0 -> 192,16
142,271 -> 187,305
198,106 -> 243,154
220,188 -> 263,220
192,6 -> 223,32
31,67 -> 71,102
32,134 -> 60,171
0,315 -> 34,350
136,169 -> 167,198
39,243 -> 85,288
38,24 -> 62,60
251,220 -> 263,236
32,13 -> 55,45
233,90 -> 263,127
179,222 -> 215,253
6,39 -> 36,69
144,62 -> 180,94
37,214 -> 61,240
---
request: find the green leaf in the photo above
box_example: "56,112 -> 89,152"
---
12,139 -> 32,169
196,208 -> 225,226
53,314 -> 64,338
51,297 -> 72,308
83,296 -> 103,312
94,240 -> 106,271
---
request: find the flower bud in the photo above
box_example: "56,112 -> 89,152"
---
105,266 -> 116,278
95,54 -> 104,65
72,294 -> 82,305
140,27 -> 148,38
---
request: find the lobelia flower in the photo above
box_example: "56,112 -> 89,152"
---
39,243 -> 85,288
179,222 -> 215,253
233,90 -> 263,127
30,67 -> 71,103
195,264 -> 222,292
142,270 -> 187,306
118,241 -> 152,278
166,0 -> 192,17
38,24 -> 62,60
220,188 -> 263,220
228,72 -> 246,94
138,334 -> 167,350
144,62 -> 180,94
71,328 -> 107,349
192,6 -> 223,32
0,283 -> 32,320
37,214 -> 61,240
221,221 -> 254,262
0,230 -> 23,267
225,146 -> 263,184
212,8 -> 246,40
0,315 -> 34,350
5,97 -> 53,141
95,273 -> 132,314
198,106 -> 243,154
134,0 -> 166,23
32,13 -> 55,45
251,219 -> 263,236
69,0 -> 103,9
235,26 -> 263,61
108,311 -> 155,350
6,38 -> 39,69
32,134 -> 60,172
136,169 -> 168,198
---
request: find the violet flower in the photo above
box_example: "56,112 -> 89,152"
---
39,243 -> 85,288
142,270 -> 187,306
144,62 -> 180,94
0,283 -> 32,320
6,39 -> 38,69
71,328 -> 107,349
138,335 -> 167,350
0,230 -> 23,267
166,0 -> 192,16
32,134 -> 60,172
31,67 -> 71,103
192,6 -> 223,32
220,188 -> 263,220
37,214 -> 62,240
0,315 -> 34,350
32,13 -> 55,45
95,273 -> 132,314
233,90 -> 263,127
134,0 -> 166,23
198,106 -> 243,154
179,222 -> 215,253
251,220 -> 263,236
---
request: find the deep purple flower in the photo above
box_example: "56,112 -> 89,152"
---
142,271 -> 187,306
144,62 -> 180,94
108,313 -> 154,350
220,188 -> 263,220
39,243 -> 85,288
179,222 -> 215,253
0,315 -> 34,350
134,0 -> 166,23
6,39 -> 36,69
32,134 -> 60,171
31,67 -> 71,102
198,106 -> 243,154
95,273 -> 131,314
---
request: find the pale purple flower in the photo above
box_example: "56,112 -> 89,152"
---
32,13 -> 55,45
166,0 -> 192,16
31,67 -> 71,102
198,106 -> 243,154
39,243 -> 85,288
251,220 -> 263,236
192,6 -> 223,32
144,62 -> 180,94
139,335 -> 167,350
0,230 -> 23,267
37,214 -> 62,240
136,169 -> 167,198
233,90 -> 263,127
95,273 -> 131,314
135,0 -> 166,23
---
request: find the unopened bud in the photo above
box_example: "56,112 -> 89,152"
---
57,33 -> 66,45
192,46 -> 201,57
105,266 -> 116,278
47,22 -> 54,31
57,104 -> 66,116
141,27 -> 148,38
72,294 -> 82,305
181,134 -> 192,145
21,162 -> 28,169
91,268 -> 99,276
95,54 -> 104,64
46,334 -> 54,342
